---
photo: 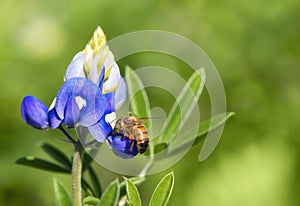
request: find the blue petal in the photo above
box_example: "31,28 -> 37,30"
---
55,78 -> 106,127
88,116 -> 113,142
21,96 -> 49,129
97,65 -> 105,91
48,108 -> 62,129
105,92 -> 115,113
88,93 -> 115,142
107,135 -> 138,159
65,52 -> 86,80
103,63 -> 121,93
64,97 -> 80,128
114,77 -> 126,109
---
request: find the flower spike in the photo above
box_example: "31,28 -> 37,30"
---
20,26 -> 129,159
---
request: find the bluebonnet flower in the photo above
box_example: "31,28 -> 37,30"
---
21,26 -> 138,158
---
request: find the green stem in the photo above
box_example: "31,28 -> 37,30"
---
138,142 -> 154,177
72,141 -> 84,206
59,126 -> 76,143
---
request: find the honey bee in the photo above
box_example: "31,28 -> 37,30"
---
111,116 -> 149,154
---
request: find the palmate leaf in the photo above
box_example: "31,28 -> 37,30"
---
41,143 -> 72,170
53,178 -> 72,206
97,179 -> 120,206
124,68 -> 233,160
124,177 -> 142,206
167,112 -> 235,155
15,156 -> 71,173
149,171 -> 175,206
159,68 -> 206,144
143,113 -> 234,156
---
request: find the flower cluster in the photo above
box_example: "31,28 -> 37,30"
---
21,27 -> 136,158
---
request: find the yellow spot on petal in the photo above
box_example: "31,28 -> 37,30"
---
104,67 -> 112,80
103,81 -> 119,94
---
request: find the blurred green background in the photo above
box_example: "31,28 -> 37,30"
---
1,0 -> 300,205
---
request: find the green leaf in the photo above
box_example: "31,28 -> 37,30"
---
124,178 -> 142,206
41,143 -> 72,170
82,152 -> 94,171
149,171 -> 175,206
198,112 -> 235,137
120,176 -> 145,197
143,143 -> 167,156
167,112 -> 235,155
82,178 -> 95,196
125,66 -> 151,125
15,156 -> 71,173
53,178 -> 72,206
97,179 -> 120,206
159,68 -> 206,144
88,166 -> 102,198
83,196 -> 100,205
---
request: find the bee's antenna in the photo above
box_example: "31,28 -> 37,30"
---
128,111 -> 136,116
137,116 -> 161,120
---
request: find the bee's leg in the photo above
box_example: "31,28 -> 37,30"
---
119,134 -> 125,139
129,141 -> 135,152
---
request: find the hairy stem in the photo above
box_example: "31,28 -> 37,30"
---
72,141 -> 84,206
